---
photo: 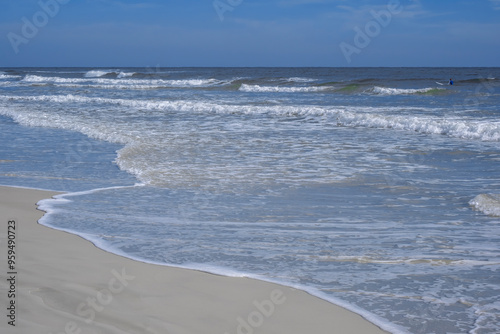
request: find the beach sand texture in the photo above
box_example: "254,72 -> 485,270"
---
0,186 -> 387,334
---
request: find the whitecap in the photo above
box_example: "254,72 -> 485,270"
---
469,194 -> 500,217
287,77 -> 316,83
117,72 -> 135,78
0,74 -> 20,80
239,84 -> 328,93
84,70 -> 115,78
372,86 -> 444,95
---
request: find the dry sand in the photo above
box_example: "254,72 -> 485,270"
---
0,185 -> 388,334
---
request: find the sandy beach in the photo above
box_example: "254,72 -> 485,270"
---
0,185 -> 388,334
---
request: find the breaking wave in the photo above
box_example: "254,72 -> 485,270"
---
1,94 -> 500,142
239,84 -> 329,93
0,73 -> 21,80
21,75 -> 225,88
372,86 -> 446,96
84,70 -> 138,78
84,70 -> 115,78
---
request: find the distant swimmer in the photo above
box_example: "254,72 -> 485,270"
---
449,78 -> 453,85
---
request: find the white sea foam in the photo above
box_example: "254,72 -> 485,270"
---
23,75 -> 89,84
22,75 -> 224,88
2,94 -> 500,142
287,77 -> 316,83
372,86 -> 444,95
117,71 -> 135,78
469,194 -> 500,216
336,111 -> 500,142
239,84 -> 328,93
164,78 -> 221,86
84,70 -> 115,78
470,300 -> 500,334
0,81 -> 15,87
0,74 -> 20,80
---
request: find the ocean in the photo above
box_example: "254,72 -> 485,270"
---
1,67 -> 499,333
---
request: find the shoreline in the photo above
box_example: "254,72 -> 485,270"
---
0,185 -> 389,334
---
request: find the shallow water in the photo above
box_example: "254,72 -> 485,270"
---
1,67 -> 500,333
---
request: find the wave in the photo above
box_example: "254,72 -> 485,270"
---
460,78 -> 498,84
371,86 -> 446,96
83,69 -> 193,79
165,78 -> 222,86
238,84 -> 447,96
287,77 -> 317,83
21,75 -> 226,88
84,70 -> 123,78
84,70 -> 144,79
469,194 -> 500,217
117,71 -> 136,78
20,75 -> 323,91
1,94 -> 500,142
335,111 -> 500,142
0,74 -> 21,80
23,75 -> 76,83
13,74 -> 491,97
239,84 -> 329,93
84,70 -> 113,78
312,255 -> 499,266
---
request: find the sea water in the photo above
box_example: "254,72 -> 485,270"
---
1,67 -> 499,333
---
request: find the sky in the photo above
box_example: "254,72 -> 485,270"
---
1,0 -> 499,67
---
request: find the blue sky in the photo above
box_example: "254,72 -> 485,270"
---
1,0 -> 499,67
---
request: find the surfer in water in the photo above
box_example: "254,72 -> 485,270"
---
449,78 -> 453,85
